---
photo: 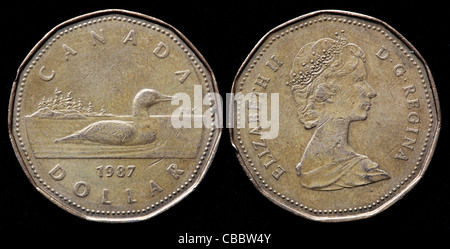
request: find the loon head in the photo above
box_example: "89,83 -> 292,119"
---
132,89 -> 173,117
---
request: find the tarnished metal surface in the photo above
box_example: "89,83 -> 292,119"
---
229,10 -> 440,222
8,9 -> 221,222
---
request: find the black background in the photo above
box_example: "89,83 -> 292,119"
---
1,0 -> 448,246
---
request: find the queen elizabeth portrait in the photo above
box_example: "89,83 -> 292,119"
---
288,30 -> 390,191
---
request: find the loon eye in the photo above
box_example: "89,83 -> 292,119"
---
367,92 -> 377,98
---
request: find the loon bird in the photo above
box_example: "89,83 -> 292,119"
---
54,89 -> 173,145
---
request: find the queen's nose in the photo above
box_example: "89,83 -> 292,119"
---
364,82 -> 377,99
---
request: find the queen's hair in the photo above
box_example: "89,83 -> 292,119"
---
287,31 -> 366,129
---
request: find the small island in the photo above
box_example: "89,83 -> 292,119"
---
30,88 -> 113,119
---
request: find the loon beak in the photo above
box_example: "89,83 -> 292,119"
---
158,94 -> 173,102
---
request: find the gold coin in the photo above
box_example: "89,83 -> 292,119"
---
229,10 -> 440,222
8,9 -> 221,222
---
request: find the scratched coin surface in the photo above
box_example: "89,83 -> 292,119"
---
230,10 -> 440,222
9,9 -> 221,222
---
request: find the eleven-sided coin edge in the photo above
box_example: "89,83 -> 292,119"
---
229,10 -> 441,222
8,9 -> 222,222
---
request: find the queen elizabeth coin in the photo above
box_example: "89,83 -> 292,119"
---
8,9 -> 221,222
229,10 -> 440,222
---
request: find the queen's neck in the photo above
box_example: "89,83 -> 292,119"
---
297,116 -> 355,173
313,116 -> 350,149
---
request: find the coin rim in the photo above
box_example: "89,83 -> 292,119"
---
8,9 -> 222,222
228,9 -> 441,222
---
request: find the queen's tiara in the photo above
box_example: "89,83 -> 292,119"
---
286,30 -> 348,87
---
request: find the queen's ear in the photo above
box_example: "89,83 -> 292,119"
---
314,84 -> 340,104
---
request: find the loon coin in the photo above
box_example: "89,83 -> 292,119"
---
229,10 -> 440,222
9,9 -> 221,222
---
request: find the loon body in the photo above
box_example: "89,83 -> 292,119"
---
54,89 -> 172,146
